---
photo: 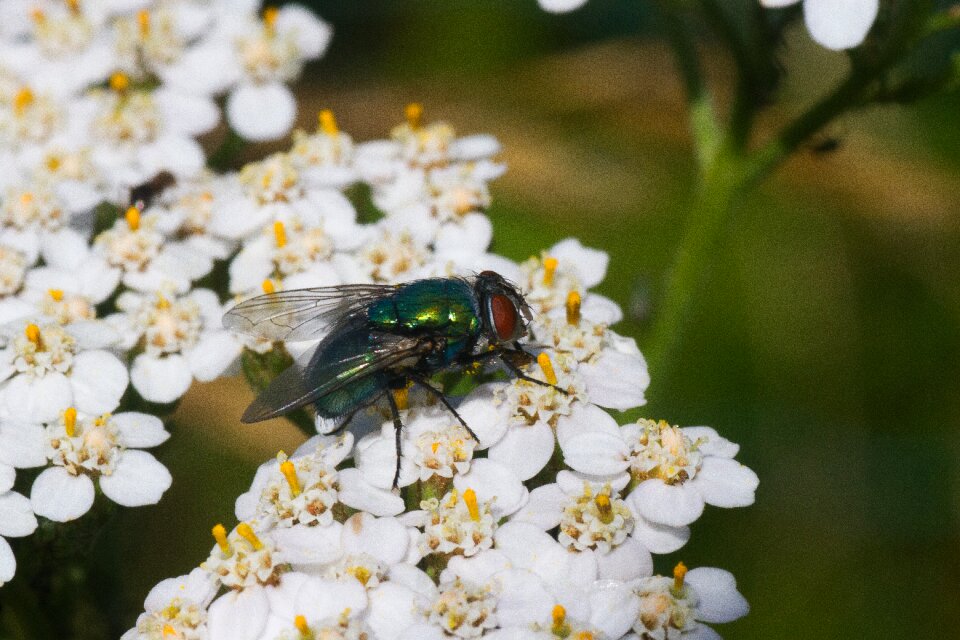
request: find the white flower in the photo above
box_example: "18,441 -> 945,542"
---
122,567 -> 218,640
234,433 -> 353,529
94,207 -> 213,294
627,563 -> 750,639
760,0 -> 879,50
27,409 -> 171,521
562,419 -> 759,527
222,6 -> 332,141
289,109 -> 358,190
416,487 -> 498,558
0,320 -> 127,423
0,462 -> 38,586
114,288 -> 242,403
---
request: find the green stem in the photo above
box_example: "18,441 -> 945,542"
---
646,148 -> 746,380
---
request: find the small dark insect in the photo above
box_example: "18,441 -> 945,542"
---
129,170 -> 177,210
223,272 -> 563,488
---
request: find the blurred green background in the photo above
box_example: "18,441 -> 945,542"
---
76,2 -> 960,638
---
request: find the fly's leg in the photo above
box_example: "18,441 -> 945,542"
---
409,373 -> 480,442
385,389 -> 405,490
500,343 -> 569,395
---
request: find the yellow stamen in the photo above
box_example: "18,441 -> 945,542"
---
404,102 -> 423,129
318,109 -> 338,135
673,561 -> 688,592
262,279 -> 276,294
25,323 -> 41,346
542,257 -> 559,286
236,522 -> 264,550
273,221 -> 287,248
48,289 -> 64,302
431,441 -> 440,454
137,10 -> 150,37
280,460 -> 301,496
125,206 -> 140,230
392,386 -> 408,411
551,604 -> 571,636
156,295 -> 171,310
162,625 -> 177,638
109,72 -> 130,93
350,565 -> 372,586
537,352 -> 558,386
20,192 -> 33,205
294,615 -> 312,638
263,6 -> 279,32
64,407 -> 77,438
594,493 -> 613,524
66,0 -> 81,14
94,414 -> 110,427
566,291 -> 581,326
46,155 -> 61,172
211,523 -> 230,554
13,88 -> 34,116
574,633 -> 595,640
30,8 -> 45,24
462,488 -> 480,522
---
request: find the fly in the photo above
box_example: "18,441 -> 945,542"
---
223,271 -> 564,488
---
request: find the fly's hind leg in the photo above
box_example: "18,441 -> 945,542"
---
409,373 -> 480,442
385,389 -> 405,490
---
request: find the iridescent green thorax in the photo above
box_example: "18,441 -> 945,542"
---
367,279 -> 481,337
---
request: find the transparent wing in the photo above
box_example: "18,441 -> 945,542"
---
241,331 -> 427,423
223,284 -> 399,342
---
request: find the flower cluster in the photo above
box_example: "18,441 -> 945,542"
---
0,0 -> 330,587
0,4 -> 758,637
118,101 -> 757,637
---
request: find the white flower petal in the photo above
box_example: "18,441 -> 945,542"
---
561,431 -> 630,476
0,490 -> 37,537
4,373 -> 72,424
595,536 -> 652,581
453,458 -> 527,518
366,583 -> 420,640
681,426 -> 739,458
549,238 -> 608,287
628,480 -> 705,527
538,0 -> 589,13
579,349 -> 649,411
145,567 -> 217,611
99,450 -> 172,507
494,522 -> 571,586
455,383 -> 509,448
277,5 -> 333,59
31,466 -> 95,522
131,353 -> 193,404
207,587 -> 270,640
70,350 -> 128,415
555,402 -> 620,447
511,483 -> 565,530
0,463 -> 12,492
803,0 -> 878,50
630,516 -> 690,554
685,567 -> 750,623
691,456 -> 758,508
227,82 -> 297,142
0,536 -> 14,584
0,422 -> 47,468
495,568 -> 554,627
295,577 -> 368,623
341,513 -> 410,566
588,582 -> 641,639
337,468 -> 405,517
487,420 -> 554,481
273,523 -> 344,568
113,412 -> 170,448
187,331 -> 242,382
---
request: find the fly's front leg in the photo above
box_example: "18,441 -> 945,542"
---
409,373 -> 480,442
501,343 -> 569,395
385,389 -> 405,490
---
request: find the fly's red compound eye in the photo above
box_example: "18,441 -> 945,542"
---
489,294 -> 518,341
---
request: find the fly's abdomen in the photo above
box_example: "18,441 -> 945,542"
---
306,324 -> 389,417
367,279 -> 480,338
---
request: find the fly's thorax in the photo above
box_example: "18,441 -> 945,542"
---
368,278 -> 482,338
